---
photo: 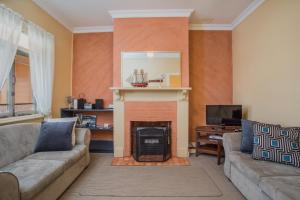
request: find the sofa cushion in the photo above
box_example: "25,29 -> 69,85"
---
0,159 -> 64,200
45,117 -> 78,147
240,119 -> 257,154
260,176 -> 300,200
252,123 -> 300,168
0,123 -> 41,168
34,121 -> 75,152
26,145 -> 86,169
229,151 -> 300,185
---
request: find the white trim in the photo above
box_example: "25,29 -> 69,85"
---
189,24 -> 232,31
0,114 -> 44,125
73,26 -> 113,33
232,0 -> 265,29
72,24 -> 233,33
109,9 -> 194,19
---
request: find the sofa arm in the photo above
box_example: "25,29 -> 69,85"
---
223,132 -> 242,153
223,132 -> 242,178
0,171 -> 20,200
75,128 -> 91,147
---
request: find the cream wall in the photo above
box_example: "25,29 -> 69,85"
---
233,0 -> 300,126
0,0 -> 73,117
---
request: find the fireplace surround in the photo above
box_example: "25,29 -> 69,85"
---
132,121 -> 171,162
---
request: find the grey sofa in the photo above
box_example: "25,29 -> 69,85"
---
0,123 -> 91,200
223,132 -> 300,200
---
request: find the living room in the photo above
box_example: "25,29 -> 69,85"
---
0,0 -> 299,200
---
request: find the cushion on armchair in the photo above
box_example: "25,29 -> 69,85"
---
34,121 -> 75,152
252,123 -> 300,168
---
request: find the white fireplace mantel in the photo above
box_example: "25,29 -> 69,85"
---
110,87 -> 192,101
111,86 -> 191,158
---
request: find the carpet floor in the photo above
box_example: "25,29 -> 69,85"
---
60,154 -> 245,200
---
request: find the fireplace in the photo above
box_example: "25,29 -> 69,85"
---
131,121 -> 171,162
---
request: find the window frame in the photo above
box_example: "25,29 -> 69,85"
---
0,50 -> 37,118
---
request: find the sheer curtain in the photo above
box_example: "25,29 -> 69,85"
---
28,22 -> 54,116
0,5 -> 23,89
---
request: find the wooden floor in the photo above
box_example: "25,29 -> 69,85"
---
112,156 -> 190,166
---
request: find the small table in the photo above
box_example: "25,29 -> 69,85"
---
195,125 -> 240,165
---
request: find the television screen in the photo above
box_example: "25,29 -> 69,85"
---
206,105 -> 242,126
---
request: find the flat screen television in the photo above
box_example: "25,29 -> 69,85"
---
206,105 -> 242,126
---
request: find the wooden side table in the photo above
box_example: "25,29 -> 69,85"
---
196,125 -> 240,165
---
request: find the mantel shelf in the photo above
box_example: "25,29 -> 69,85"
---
110,87 -> 192,91
110,87 -> 191,101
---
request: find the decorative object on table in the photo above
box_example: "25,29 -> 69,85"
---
95,99 -> 104,109
84,102 -> 92,109
97,123 -> 113,130
126,69 -> 148,87
252,123 -> 300,168
73,98 -> 78,109
168,73 -> 181,87
34,121 -> 75,152
81,115 -> 97,128
103,123 -> 110,129
45,117 -> 78,146
148,73 -> 166,88
77,93 -> 86,109
75,113 -> 83,125
65,96 -> 74,109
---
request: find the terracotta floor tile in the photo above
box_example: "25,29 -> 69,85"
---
111,156 -> 190,166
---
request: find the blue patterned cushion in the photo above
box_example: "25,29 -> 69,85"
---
252,123 -> 300,168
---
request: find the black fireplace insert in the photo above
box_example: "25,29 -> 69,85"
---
132,121 -> 171,162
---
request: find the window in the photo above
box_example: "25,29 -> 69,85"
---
0,50 -> 37,118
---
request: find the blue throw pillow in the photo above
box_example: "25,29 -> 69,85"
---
240,119 -> 257,154
34,121 -> 75,152
252,123 -> 300,168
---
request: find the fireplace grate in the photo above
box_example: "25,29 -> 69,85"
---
132,123 -> 171,162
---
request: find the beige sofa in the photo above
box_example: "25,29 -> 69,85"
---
223,132 -> 300,200
0,123 -> 91,200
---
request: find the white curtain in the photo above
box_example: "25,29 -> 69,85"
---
28,22 -> 54,116
0,5 -> 23,89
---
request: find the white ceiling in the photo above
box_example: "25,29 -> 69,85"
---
33,0 -> 263,31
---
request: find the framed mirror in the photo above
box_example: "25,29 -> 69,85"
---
121,51 -> 181,88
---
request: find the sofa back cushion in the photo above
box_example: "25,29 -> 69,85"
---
240,119 -> 257,154
0,123 -> 41,168
252,123 -> 300,168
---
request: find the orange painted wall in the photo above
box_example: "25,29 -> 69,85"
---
189,30 -> 233,142
73,33 -> 113,108
113,17 -> 189,87
72,30 -> 233,143
73,32 -> 113,125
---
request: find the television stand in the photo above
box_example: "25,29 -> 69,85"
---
195,125 -> 241,165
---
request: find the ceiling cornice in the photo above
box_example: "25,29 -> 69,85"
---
189,24 -> 232,31
232,0 -> 265,29
73,26 -> 113,33
108,9 -> 194,19
71,1 -> 266,33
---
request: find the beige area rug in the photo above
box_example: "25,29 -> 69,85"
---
67,155 -> 222,198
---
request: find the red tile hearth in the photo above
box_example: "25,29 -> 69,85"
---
111,156 -> 190,166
